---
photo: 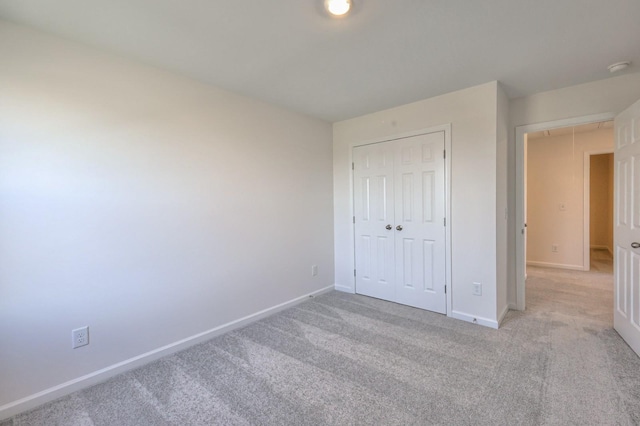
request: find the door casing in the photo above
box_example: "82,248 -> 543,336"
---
515,112 -> 616,311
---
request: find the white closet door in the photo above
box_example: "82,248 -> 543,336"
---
353,131 -> 446,314
393,132 -> 446,313
614,98 -> 640,357
353,142 -> 395,302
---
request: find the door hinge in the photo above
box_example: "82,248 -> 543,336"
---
445,285 -> 447,294
353,216 -> 356,224
443,150 -> 446,159
354,269 -> 356,277
444,217 -> 446,226
352,162 -> 355,170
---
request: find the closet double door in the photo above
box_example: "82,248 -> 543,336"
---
353,131 -> 446,314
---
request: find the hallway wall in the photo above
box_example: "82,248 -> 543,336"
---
526,128 -> 613,269
590,154 -> 614,253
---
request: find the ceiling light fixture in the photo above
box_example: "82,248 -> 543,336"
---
608,61 -> 630,73
325,0 -> 352,16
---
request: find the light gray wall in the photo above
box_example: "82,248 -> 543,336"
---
333,82 -> 500,327
496,84 -> 509,320
507,72 -> 640,306
0,20 -> 334,414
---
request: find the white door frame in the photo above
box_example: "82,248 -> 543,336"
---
515,113 -> 615,311
350,124 -> 452,315
583,149 -> 614,272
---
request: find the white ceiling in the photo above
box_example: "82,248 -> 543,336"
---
0,0 -> 638,122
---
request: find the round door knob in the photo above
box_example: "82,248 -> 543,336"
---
385,224 -> 392,230
632,242 -> 640,249
396,225 -> 403,231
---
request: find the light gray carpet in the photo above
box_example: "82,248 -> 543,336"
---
4,266 -> 640,425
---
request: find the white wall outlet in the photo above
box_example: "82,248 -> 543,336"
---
72,326 -> 89,349
311,265 -> 318,276
551,244 -> 559,253
472,282 -> 482,296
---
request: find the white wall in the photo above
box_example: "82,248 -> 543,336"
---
0,20 -> 334,416
507,72 -> 640,306
526,129 -> 613,269
334,81 -> 500,327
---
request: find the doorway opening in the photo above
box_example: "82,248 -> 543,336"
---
587,152 -> 614,273
515,113 -> 615,310
525,121 -> 614,272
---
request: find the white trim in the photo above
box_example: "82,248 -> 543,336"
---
349,124 -> 453,317
497,304 -> 510,327
583,149 -> 614,273
515,112 -> 616,311
450,310 -> 499,329
508,303 -> 518,310
0,285 -> 334,421
526,261 -> 585,271
584,152 -> 590,272
334,284 -> 355,293
444,125 -> 452,318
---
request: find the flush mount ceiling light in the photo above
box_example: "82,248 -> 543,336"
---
325,0 -> 352,16
608,61 -> 631,73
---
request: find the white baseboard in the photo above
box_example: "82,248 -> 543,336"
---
0,285 -> 334,421
334,283 -> 354,293
526,261 -> 584,271
450,310 -> 499,329
508,302 -> 519,311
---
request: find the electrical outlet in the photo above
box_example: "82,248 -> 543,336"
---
72,326 -> 89,349
472,282 -> 482,296
311,265 -> 318,276
551,245 -> 559,253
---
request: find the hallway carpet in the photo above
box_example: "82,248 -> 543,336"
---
4,267 -> 640,425
590,247 -> 614,273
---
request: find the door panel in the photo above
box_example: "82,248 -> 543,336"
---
632,252 -> 640,329
423,239 -> 435,291
422,171 -> 435,222
359,177 -> 370,221
401,173 -> 414,222
614,98 -> 640,357
376,236 -> 390,282
617,158 -> 629,227
617,246 -> 628,318
401,237 -> 415,287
